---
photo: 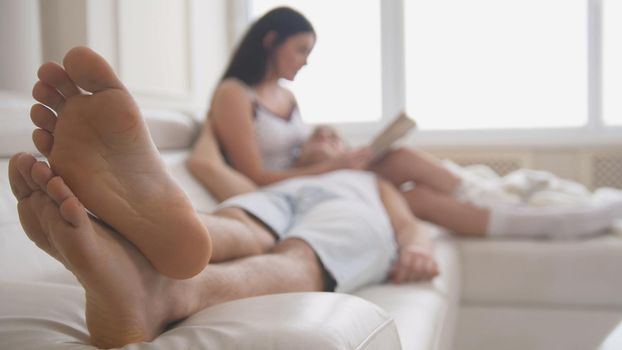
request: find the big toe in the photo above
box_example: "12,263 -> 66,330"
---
63,46 -> 125,93
37,61 -> 81,99
9,153 -> 38,199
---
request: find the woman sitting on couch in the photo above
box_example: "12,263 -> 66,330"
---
189,6 -> 622,240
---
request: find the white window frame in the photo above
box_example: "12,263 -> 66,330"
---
236,0 -> 622,147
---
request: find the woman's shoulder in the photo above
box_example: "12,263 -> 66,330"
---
210,79 -> 255,124
214,78 -> 253,102
280,86 -> 298,105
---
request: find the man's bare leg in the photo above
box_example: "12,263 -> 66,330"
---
30,47 -> 210,278
199,207 -> 277,262
404,185 -> 489,236
9,153 -> 324,348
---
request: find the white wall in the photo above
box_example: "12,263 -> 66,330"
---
39,0 -> 88,64
0,0 -> 42,95
112,0 -> 230,117
0,0 -> 229,117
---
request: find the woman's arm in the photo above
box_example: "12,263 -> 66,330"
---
377,178 -> 439,283
187,119 -> 257,202
204,79 -> 365,186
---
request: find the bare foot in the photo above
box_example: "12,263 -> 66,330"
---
8,153 -> 196,348
30,47 -> 211,278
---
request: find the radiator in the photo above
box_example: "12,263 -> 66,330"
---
427,148 -> 622,190
585,152 -> 622,189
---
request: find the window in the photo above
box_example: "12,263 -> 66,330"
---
603,0 -> 622,126
404,0 -> 586,130
241,0 -> 621,142
249,0 -> 382,124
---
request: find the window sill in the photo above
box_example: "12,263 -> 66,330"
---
336,123 -> 622,149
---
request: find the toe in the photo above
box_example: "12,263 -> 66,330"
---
59,196 -> 88,228
37,61 -> 81,99
31,191 -> 69,261
15,153 -> 39,192
47,176 -> 89,229
17,198 -> 53,253
9,153 -> 35,200
32,129 -> 54,157
47,176 -> 75,206
32,81 -> 64,113
31,161 -> 55,192
63,46 -> 126,93
31,104 -> 57,132
51,196 -> 98,269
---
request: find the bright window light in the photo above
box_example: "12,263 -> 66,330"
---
404,0 -> 587,130
603,0 -> 622,126
249,0 -> 382,124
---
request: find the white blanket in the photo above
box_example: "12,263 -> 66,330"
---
445,161 -> 622,239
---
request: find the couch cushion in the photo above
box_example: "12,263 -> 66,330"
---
454,305 -> 622,350
0,281 -> 401,350
143,108 -> 200,150
458,235 -> 622,308
355,232 -> 460,350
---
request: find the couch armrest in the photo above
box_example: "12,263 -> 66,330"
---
0,281 -> 402,349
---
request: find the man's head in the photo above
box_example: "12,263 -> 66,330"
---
296,126 -> 348,166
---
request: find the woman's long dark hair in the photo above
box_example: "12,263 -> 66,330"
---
221,7 -> 315,86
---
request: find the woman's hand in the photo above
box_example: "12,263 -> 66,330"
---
328,147 -> 373,170
389,244 -> 439,284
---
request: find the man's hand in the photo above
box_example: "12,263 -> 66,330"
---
389,244 -> 439,284
376,176 -> 439,284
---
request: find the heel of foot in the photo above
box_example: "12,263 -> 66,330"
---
147,222 -> 212,279
154,235 -> 212,279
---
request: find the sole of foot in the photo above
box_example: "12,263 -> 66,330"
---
30,47 -> 211,279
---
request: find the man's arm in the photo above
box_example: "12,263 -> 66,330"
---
377,178 -> 439,283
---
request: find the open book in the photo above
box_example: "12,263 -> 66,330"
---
368,112 -> 416,160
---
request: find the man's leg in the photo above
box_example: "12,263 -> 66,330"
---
199,207 -> 277,262
404,185 -> 490,236
9,154 -> 324,349
30,46 -> 210,279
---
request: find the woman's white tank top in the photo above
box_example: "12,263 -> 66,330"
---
247,88 -> 310,170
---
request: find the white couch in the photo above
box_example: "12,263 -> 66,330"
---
1,92 -> 620,349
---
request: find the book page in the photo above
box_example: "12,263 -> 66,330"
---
368,112 -> 416,160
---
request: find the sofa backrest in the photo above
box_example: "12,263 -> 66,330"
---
0,91 -> 201,155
